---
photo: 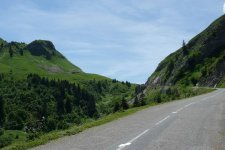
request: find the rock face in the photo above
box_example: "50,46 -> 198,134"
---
27,40 -> 64,60
146,14 -> 225,88
198,58 -> 225,87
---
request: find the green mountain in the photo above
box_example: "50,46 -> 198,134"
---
0,38 -> 135,108
0,39 -> 107,83
146,14 -> 225,88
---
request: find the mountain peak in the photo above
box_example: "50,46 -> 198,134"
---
0,38 -> 82,75
27,40 -> 63,60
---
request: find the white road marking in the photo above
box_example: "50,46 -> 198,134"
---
177,107 -> 183,111
155,115 -> 170,125
184,102 -> 195,108
128,129 -> 150,143
172,107 -> 184,114
117,143 -> 131,150
117,129 -> 150,150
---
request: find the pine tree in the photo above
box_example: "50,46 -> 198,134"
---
87,95 -> 97,117
0,96 -> 5,127
121,97 -> 129,110
57,98 -> 65,115
140,99 -> 146,106
126,81 -> 131,88
42,102 -> 47,117
97,81 -> 102,93
133,96 -> 140,107
0,43 -> 3,49
140,92 -> 146,106
65,98 -> 72,113
9,46 -> 13,57
113,102 -> 120,112
182,40 -> 188,55
19,48 -> 23,56
56,89 -> 65,115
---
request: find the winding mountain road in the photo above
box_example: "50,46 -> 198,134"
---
33,89 -> 225,150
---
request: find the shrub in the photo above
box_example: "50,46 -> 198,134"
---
66,113 -> 81,125
121,98 -> 129,110
0,128 -> 4,136
113,102 -> 120,112
140,99 -> 146,106
57,121 -> 69,130
0,135 -> 13,148
46,118 -> 57,132
27,130 -> 39,140
5,111 -> 24,130
133,96 -> 140,107
15,134 -> 19,139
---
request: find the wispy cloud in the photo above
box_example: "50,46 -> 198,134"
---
0,0 -> 223,83
223,3 -> 225,13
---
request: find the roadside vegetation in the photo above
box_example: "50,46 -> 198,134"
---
143,86 -> 214,104
0,72 -> 135,149
0,72 -> 213,150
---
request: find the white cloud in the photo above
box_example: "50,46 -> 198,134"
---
223,3 -> 225,13
0,0 -> 220,83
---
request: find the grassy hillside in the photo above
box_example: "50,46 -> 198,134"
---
0,38 -> 136,149
146,14 -> 225,88
0,39 -> 107,83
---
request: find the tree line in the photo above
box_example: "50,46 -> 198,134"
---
0,73 -> 97,133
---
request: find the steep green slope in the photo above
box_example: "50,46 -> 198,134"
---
0,39 -> 107,83
146,14 -> 225,88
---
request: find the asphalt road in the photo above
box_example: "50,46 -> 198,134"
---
33,89 -> 225,150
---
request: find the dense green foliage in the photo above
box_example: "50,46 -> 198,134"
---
87,79 -> 134,115
0,130 -> 27,148
144,86 -> 214,104
0,72 -> 135,148
0,73 -> 97,131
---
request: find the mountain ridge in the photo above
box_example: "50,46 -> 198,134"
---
146,14 -> 225,88
0,38 -> 112,83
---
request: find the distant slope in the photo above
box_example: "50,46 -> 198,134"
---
0,37 -> 135,118
0,39 -> 107,83
146,14 -> 225,88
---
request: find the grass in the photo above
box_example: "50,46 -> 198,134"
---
0,131 -> 27,149
144,86 -> 214,104
2,87 -> 215,150
2,102 -> 156,150
0,49 -> 108,84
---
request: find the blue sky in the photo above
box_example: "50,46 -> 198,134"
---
0,0 -> 224,83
